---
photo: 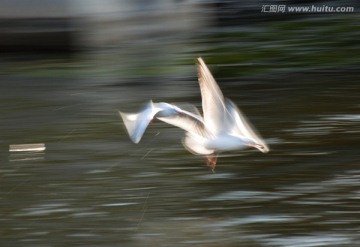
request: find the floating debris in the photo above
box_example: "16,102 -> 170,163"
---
9,143 -> 46,152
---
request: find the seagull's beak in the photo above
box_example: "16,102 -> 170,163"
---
250,143 -> 269,153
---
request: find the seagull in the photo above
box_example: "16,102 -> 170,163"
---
119,57 -> 269,170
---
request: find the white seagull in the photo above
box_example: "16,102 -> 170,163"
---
120,57 -> 269,170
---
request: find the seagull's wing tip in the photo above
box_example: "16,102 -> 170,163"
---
196,57 -> 205,65
119,111 -> 141,143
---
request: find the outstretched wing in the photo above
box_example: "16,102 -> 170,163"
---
119,101 -> 160,143
156,106 -> 210,138
120,101 -> 210,144
225,99 -> 269,153
196,57 -> 227,134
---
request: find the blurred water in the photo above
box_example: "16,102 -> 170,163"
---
1,10 -> 360,247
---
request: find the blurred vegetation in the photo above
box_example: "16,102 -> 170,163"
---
194,15 -> 360,77
0,15 -> 359,79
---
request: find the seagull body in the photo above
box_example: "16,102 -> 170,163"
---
120,57 -> 269,170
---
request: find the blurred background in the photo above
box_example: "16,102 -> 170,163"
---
0,0 -> 359,246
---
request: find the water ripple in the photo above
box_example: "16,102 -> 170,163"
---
200,190 -> 284,202
262,233 -> 353,247
15,203 -> 72,217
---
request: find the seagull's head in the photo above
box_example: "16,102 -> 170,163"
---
245,138 -> 269,153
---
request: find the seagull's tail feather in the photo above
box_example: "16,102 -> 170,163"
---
119,101 -> 156,144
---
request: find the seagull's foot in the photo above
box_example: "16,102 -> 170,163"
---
206,154 -> 217,172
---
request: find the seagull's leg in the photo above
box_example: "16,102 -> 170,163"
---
206,153 -> 218,172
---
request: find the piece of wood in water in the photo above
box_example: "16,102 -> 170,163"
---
9,143 -> 46,152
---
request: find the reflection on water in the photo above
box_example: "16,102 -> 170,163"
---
1,8 -> 360,247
